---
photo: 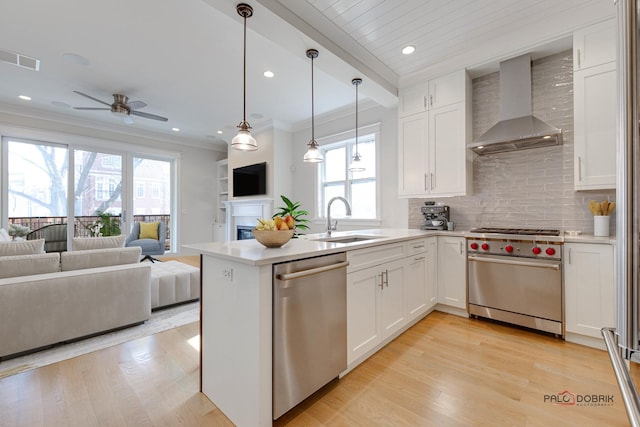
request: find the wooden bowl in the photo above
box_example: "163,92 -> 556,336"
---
252,229 -> 294,248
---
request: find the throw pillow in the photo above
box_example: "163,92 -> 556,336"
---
72,235 -> 125,251
0,228 -> 10,242
0,253 -> 60,278
139,222 -> 160,240
0,239 -> 45,256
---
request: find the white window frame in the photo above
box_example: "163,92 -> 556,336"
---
316,123 -> 381,225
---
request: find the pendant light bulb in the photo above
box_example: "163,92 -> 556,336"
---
304,48 -> 323,163
232,3 -> 258,151
348,78 -> 365,172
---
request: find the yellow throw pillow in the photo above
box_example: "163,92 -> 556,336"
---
139,222 -> 159,240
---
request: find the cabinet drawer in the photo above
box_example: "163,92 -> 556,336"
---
406,238 -> 428,255
347,243 -> 405,273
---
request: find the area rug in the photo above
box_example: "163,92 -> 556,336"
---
0,301 -> 199,379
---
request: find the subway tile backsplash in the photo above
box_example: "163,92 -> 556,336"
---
408,51 -> 616,234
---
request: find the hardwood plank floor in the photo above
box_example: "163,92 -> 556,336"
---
0,311 -> 635,426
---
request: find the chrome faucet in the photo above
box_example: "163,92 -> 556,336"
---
326,196 -> 352,235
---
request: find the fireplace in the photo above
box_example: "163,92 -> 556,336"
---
237,225 -> 255,240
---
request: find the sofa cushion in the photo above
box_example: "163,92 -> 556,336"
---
61,246 -> 142,271
0,252 -> 60,278
139,222 -> 159,240
0,239 -> 45,256
72,235 -> 125,251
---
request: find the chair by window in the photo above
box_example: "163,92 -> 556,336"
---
26,224 -> 67,253
125,221 -> 166,262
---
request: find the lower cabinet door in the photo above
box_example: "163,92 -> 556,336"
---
347,267 -> 382,365
405,253 -> 427,321
381,259 -> 406,339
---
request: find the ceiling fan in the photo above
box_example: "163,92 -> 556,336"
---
72,91 -> 168,123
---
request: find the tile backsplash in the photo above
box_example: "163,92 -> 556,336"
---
409,50 -> 616,234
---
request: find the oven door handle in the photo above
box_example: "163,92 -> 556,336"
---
468,255 -> 560,270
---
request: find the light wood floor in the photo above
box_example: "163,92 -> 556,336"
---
1,310 -> 637,426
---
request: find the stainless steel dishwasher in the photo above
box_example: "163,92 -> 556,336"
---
273,252 -> 348,420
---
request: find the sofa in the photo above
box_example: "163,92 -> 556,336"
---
0,238 -> 151,360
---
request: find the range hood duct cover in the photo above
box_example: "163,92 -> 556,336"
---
469,54 -> 563,155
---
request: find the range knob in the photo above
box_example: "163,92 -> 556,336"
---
481,243 -> 489,251
546,247 -> 556,256
532,247 -> 542,255
505,245 -> 514,253
470,242 -> 478,250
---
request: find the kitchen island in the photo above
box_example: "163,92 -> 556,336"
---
183,228 -> 441,427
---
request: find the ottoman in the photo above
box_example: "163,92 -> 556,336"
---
149,261 -> 200,309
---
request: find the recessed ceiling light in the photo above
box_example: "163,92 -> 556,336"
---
263,70 -> 274,78
217,130 -> 223,134
402,45 -> 416,55
171,127 -> 180,132
18,95 -> 31,101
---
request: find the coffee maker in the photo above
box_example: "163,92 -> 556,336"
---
420,202 -> 450,230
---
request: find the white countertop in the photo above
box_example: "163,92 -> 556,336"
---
183,228 -> 460,266
183,228 -> 615,266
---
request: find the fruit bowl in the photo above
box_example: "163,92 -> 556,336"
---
253,229 -> 294,248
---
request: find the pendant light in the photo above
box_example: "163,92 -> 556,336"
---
303,48 -> 323,162
348,78 -> 365,172
231,3 -> 258,151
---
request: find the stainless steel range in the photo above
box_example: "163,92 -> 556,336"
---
466,227 -> 564,337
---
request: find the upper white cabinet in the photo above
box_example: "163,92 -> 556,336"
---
573,19 -> 616,72
398,69 -> 472,198
564,242 -> 615,339
573,19 -> 616,190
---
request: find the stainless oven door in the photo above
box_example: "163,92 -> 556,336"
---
468,254 -> 562,322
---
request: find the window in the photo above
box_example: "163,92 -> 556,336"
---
101,155 -> 121,169
136,181 -> 145,198
318,125 -> 378,219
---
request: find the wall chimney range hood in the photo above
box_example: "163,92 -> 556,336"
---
468,54 -> 563,155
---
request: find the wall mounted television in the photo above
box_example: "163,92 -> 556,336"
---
232,162 -> 267,197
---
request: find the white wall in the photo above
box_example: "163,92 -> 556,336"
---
0,111 -> 224,251
290,104 -> 407,234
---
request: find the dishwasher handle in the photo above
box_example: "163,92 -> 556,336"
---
276,261 -> 349,281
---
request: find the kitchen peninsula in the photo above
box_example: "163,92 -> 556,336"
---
183,228 -> 450,427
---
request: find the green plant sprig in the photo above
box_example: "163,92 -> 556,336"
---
273,195 -> 310,236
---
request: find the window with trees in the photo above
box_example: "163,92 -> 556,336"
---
318,125 -> 378,219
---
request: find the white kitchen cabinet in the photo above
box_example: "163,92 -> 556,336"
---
573,19 -> 616,72
398,99 -> 471,197
437,236 -> 466,310
216,158 -> 228,226
573,19 -> 616,190
346,256 -> 406,365
564,242 -> 615,339
404,237 -> 437,322
398,70 -> 468,117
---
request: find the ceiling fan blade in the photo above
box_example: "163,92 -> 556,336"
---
126,100 -> 147,110
73,107 -> 110,110
73,91 -> 111,107
130,110 -> 168,122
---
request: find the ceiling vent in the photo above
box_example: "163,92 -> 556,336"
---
0,49 -> 40,71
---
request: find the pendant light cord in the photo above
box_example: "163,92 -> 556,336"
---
355,80 -> 359,154
242,12 -> 247,124
311,54 -> 315,142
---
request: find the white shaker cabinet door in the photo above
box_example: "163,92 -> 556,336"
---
437,236 -> 467,309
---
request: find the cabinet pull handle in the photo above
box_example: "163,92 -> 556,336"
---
413,244 -> 424,249
578,156 -> 582,182
384,270 -> 389,288
414,256 -> 425,261
577,48 -> 581,68
378,272 -> 384,289
568,248 -> 572,265
430,94 -> 433,107
459,241 -> 463,255
423,95 -> 427,108
431,173 -> 434,190
424,173 -> 428,191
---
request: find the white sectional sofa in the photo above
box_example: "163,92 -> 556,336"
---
0,239 -> 151,360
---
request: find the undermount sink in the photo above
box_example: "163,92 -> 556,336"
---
312,235 -> 385,244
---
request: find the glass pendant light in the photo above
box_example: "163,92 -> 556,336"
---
348,77 -> 365,172
231,3 -> 258,151
303,48 -> 323,163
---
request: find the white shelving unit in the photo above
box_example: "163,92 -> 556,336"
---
214,159 -> 228,241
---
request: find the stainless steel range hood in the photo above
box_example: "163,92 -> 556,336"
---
468,54 -> 563,155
